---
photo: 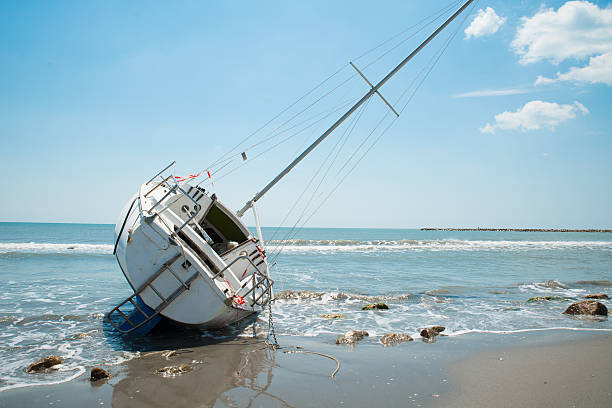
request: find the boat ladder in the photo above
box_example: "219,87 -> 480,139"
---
105,253 -> 199,335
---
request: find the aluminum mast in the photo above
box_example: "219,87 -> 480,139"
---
237,0 -> 474,217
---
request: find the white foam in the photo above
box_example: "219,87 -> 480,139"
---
0,367 -> 86,393
267,239 -> 612,253
445,327 -> 612,336
0,242 -> 112,255
1,239 -> 609,255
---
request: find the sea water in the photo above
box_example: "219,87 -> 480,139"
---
1,222 -> 611,390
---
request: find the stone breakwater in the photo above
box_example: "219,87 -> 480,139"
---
421,228 -> 612,232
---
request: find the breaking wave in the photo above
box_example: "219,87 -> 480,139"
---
2,239 -> 610,256
267,239 -> 612,253
274,290 -> 417,302
0,242 -> 113,255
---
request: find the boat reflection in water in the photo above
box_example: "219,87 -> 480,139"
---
111,334 -> 294,408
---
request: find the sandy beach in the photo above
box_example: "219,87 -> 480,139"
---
435,333 -> 612,408
2,0 -> 612,406
1,330 -> 611,407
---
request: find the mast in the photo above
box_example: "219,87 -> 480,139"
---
237,0 -> 474,217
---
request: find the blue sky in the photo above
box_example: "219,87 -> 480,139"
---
1,0 -> 611,228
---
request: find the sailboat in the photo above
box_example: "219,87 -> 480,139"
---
106,0 -> 475,335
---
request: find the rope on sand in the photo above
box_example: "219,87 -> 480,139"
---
282,349 -> 341,378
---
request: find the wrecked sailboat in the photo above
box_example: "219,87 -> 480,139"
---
106,0 -> 476,334
107,171 -> 273,334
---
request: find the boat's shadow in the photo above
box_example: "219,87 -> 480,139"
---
102,313 -> 262,353
103,315 -> 295,407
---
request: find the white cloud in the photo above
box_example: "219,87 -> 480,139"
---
465,7 -> 507,39
536,52 -> 612,85
453,88 -> 530,98
512,1 -> 612,86
480,100 -> 589,133
512,1 -> 612,64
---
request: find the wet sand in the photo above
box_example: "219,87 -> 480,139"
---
434,333 -> 612,408
1,331 -> 611,407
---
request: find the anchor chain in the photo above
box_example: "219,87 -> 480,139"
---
265,296 -> 279,348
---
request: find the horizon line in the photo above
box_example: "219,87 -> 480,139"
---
1,221 -> 611,230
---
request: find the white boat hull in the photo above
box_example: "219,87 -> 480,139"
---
109,173 -> 272,332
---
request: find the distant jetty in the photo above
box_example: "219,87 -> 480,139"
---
421,228 -> 612,233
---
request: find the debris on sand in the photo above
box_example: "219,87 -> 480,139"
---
156,364 -> 192,377
320,313 -> 347,319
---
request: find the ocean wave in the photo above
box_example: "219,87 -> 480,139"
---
0,242 -> 112,255
14,313 -> 93,326
266,239 -> 612,253
1,239 -> 609,255
274,290 -> 416,302
518,280 -> 587,297
575,280 -> 612,287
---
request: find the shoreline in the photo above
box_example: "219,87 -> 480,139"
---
421,228 -> 612,232
2,330 -> 611,407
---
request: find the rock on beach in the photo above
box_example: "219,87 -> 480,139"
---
526,296 -> 571,303
563,300 -> 608,316
361,303 -> 389,310
420,326 -> 445,342
25,355 -> 63,373
90,367 -> 111,382
585,294 -> 609,300
380,333 -> 413,346
336,330 -> 369,344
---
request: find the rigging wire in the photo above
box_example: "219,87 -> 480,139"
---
268,96 -> 373,261
210,96 -> 361,184
195,1 -> 467,188
267,97 -> 372,246
268,1 -> 477,264
197,86 -> 359,185
352,0 -> 463,63
200,64 -> 350,177
196,67 -> 359,183
360,0 -> 463,72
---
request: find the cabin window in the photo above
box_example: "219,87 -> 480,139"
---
202,204 -> 248,244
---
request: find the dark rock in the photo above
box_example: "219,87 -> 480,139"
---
25,355 -> 63,373
90,367 -> 111,382
361,303 -> 389,311
380,333 -> 413,346
585,294 -> 609,300
420,326 -> 445,342
527,296 -> 572,303
563,300 -> 608,316
336,330 -> 369,344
